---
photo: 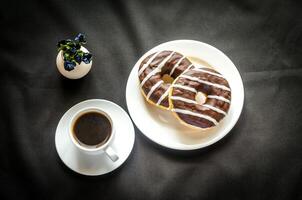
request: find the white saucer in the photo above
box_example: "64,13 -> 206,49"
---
126,40 -> 244,150
55,99 -> 135,176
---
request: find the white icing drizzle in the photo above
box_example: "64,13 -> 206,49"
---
180,75 -> 231,91
172,108 -> 218,125
203,104 -> 227,115
192,68 -> 225,78
170,96 -> 196,104
138,51 -> 162,76
146,80 -> 163,100
156,86 -> 170,105
171,96 -> 227,115
182,64 -> 193,75
171,84 -> 197,93
140,51 -> 175,87
207,95 -> 230,103
193,64 -> 208,68
169,56 -> 186,76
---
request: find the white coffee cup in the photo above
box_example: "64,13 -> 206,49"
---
68,107 -> 119,162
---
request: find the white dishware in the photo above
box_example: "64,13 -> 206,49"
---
126,40 -> 244,150
55,99 -> 135,176
56,46 -> 92,79
68,107 -> 118,161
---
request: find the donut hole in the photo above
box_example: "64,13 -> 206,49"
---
195,92 -> 207,105
162,74 -> 174,84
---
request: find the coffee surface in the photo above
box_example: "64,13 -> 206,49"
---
73,112 -> 112,146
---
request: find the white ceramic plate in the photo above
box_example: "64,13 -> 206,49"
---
126,40 -> 244,150
55,99 -> 135,176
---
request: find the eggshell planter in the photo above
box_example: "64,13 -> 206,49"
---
56,46 -> 92,79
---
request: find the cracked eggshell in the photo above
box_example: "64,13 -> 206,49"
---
56,46 -> 92,79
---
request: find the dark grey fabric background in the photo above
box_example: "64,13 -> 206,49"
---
1,0 -> 302,199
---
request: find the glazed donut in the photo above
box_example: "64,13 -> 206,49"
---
138,51 -> 194,110
169,67 -> 231,129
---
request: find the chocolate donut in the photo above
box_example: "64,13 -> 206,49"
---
138,51 -> 193,109
169,67 -> 231,129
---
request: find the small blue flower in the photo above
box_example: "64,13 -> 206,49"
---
82,53 -> 92,64
74,54 -> 82,64
69,47 -> 77,54
64,61 -> 76,71
75,33 -> 86,43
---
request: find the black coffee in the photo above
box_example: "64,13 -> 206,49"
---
73,111 -> 112,146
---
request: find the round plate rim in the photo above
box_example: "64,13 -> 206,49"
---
55,99 -> 135,175
126,40 -> 244,150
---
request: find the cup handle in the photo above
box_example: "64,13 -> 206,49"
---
104,146 -> 119,162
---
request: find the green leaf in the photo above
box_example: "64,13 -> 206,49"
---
77,51 -> 84,57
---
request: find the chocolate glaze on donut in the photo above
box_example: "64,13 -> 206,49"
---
170,67 -> 231,129
138,51 -> 193,109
